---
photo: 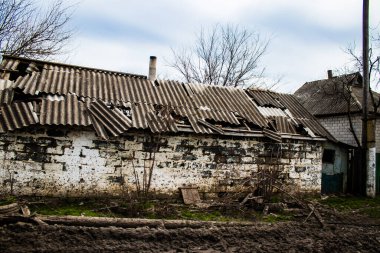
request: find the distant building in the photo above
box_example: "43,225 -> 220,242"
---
295,71 -> 380,194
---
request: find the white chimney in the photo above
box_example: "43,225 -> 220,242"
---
149,56 -> 157,81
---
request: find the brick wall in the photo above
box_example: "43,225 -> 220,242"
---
0,127 -> 323,197
318,115 -> 362,148
319,115 -> 379,151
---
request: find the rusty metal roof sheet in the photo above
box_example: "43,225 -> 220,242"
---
39,94 -> 91,126
0,102 -> 38,133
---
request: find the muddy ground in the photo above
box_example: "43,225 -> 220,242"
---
1,196 -> 380,252
1,219 -> 379,252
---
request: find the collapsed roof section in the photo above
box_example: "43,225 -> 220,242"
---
0,55 -> 334,141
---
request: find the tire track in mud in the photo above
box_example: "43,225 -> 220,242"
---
1,221 -> 379,252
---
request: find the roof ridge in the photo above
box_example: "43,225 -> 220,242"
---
1,54 -> 147,79
303,72 -> 360,85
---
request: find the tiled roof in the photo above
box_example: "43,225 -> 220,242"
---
0,55 -> 333,141
294,72 -> 379,116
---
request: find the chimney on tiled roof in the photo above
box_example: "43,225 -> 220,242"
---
149,56 -> 157,81
327,70 -> 333,79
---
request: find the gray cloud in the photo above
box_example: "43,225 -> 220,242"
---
47,0 -> 379,92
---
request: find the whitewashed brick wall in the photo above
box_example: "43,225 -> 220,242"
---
0,128 -> 323,197
319,115 -> 379,151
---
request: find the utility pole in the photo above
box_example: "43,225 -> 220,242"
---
362,0 -> 376,197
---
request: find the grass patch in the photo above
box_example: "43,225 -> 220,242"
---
180,209 -> 231,222
0,195 -> 17,205
10,197 -> 297,222
320,196 -> 380,219
29,199 -> 114,217
320,196 -> 380,210
261,213 -> 292,223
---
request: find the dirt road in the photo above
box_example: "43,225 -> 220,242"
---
1,220 -> 379,252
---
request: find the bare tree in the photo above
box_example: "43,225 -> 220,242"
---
0,0 -> 73,59
344,32 -> 380,112
171,24 -> 271,88
329,71 -> 363,147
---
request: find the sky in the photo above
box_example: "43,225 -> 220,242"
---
40,0 -> 380,93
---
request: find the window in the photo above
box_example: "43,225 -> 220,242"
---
322,149 -> 335,163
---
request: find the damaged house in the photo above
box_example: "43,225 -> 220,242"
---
0,55 -> 334,197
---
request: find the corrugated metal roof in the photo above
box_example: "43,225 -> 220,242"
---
275,93 -> 335,139
246,89 -> 284,108
188,115 -> 213,134
0,80 -> 14,90
146,110 -> 178,133
276,93 -> 314,120
173,106 -> 213,134
13,63 -> 151,103
5,56 -> 267,129
295,118 -> 331,139
0,102 -> 38,133
15,72 -> 41,95
0,88 -> 14,104
131,103 -> 152,129
40,94 -> 91,126
186,84 -> 268,127
274,116 -> 296,134
0,58 -> 19,71
0,55 -> 334,141
198,119 -> 225,135
89,113 -> 109,140
173,105 -> 239,125
88,100 -> 132,137
257,106 -> 287,117
263,128 -> 282,142
155,80 -> 193,107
